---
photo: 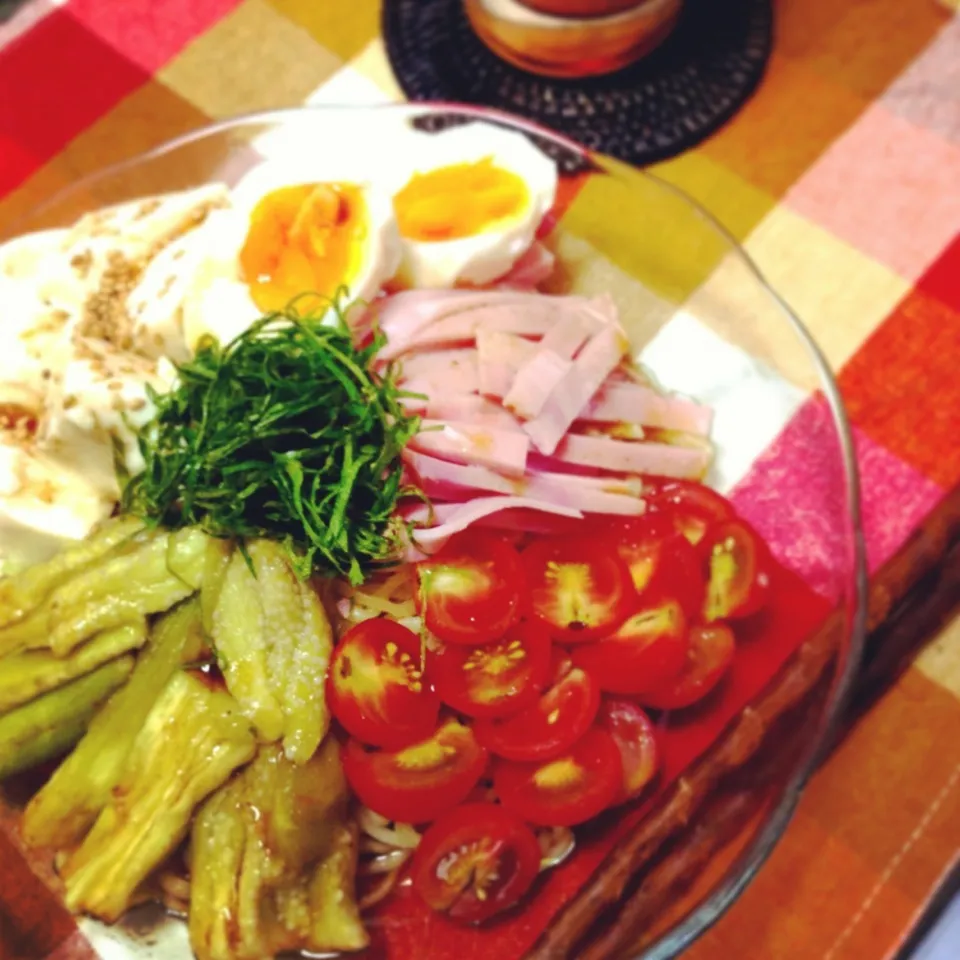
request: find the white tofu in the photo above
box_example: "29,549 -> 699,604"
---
0,441 -> 112,576
0,229 -> 69,280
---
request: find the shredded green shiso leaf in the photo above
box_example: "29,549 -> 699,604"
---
122,296 -> 420,585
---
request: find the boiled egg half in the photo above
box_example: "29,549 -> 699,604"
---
183,158 -> 401,350
391,124 -> 558,289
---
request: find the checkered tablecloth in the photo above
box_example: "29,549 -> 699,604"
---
1,2 -> 959,959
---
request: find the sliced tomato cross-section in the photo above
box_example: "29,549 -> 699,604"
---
521,534 -> 634,641
605,513 -> 706,619
571,599 -> 688,695
636,624 -> 736,710
597,698 -> 659,802
473,655 -> 599,762
342,719 -> 488,824
327,618 -> 439,749
647,479 -> 734,546
410,803 -> 542,924
702,520 -> 772,621
494,727 -> 622,827
416,531 -> 526,645
431,620 -> 552,719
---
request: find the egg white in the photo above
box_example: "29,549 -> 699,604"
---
182,159 -> 401,351
389,124 -> 559,289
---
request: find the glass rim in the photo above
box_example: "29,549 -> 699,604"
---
5,101 -> 869,959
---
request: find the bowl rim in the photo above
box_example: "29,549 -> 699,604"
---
7,101 -> 868,960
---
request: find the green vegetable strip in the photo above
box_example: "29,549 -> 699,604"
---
122,298 -> 420,584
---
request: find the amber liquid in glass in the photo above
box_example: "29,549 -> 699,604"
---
464,0 -> 683,79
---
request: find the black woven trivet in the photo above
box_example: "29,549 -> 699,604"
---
383,0 -> 773,167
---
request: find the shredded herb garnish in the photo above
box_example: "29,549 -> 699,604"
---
122,295 -> 420,585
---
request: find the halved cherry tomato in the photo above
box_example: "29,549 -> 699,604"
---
571,599 -> 688,695
431,620 -> 552,719
410,803 -> 542,924
473,660 -> 599,762
521,534 -> 634,641
636,624 -> 735,710
604,514 -> 706,618
327,619 -> 439,749
342,719 -> 488,823
494,727 -> 622,826
416,531 -> 526,645
702,520 -> 772,621
647,479 -> 734,545
597,698 -> 659,802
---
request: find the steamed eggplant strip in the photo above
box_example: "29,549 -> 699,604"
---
63,670 -> 256,923
23,599 -> 206,849
48,527 -> 208,656
0,516 -> 146,629
212,541 -> 332,764
189,739 -> 367,960
0,658 -> 134,780
199,538 -> 232,637
0,620 -> 147,713
0,527 -> 208,658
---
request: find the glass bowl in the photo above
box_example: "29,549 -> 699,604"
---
1,104 -> 866,960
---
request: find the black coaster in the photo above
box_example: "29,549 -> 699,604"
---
383,0 -> 773,167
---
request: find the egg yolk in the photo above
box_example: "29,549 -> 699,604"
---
239,182 -> 366,313
393,157 -> 528,242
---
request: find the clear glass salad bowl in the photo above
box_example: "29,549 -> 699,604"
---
2,104 -> 866,960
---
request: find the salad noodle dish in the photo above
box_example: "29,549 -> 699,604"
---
0,119 -> 783,959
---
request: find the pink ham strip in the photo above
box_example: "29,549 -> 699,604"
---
494,242 -> 556,290
402,449 -> 517,496
397,371 -> 477,401
503,350 -> 572,420
397,349 -> 479,394
410,420 -> 530,478
523,323 -> 629,455
538,312 -> 596,357
376,290 -> 592,361
503,296 -> 618,420
420,395 -> 522,430
551,434 -> 711,479
581,381 -> 713,435
519,470 -> 647,516
477,330 -> 536,398
401,496 -> 583,557
408,303 -> 558,354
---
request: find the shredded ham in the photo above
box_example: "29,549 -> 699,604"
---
551,434 -> 710,479
373,282 -> 714,546
477,330 -> 536,398
582,381 -> 713,435
494,242 -> 556,290
402,496 -> 583,556
522,323 -> 629,455
410,420 -> 530,478
398,349 -> 479,394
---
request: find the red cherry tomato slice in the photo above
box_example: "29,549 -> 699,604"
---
473,661 -> 600,762
647,479 -> 734,545
416,531 -> 526,645
605,514 -> 706,619
597,698 -> 659,802
342,719 -> 488,823
521,534 -> 634,641
410,803 -> 542,924
571,599 -> 688,695
327,619 -> 439,749
636,624 -> 735,710
431,620 -> 552,719
494,727 -> 622,826
702,520 -> 772,621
